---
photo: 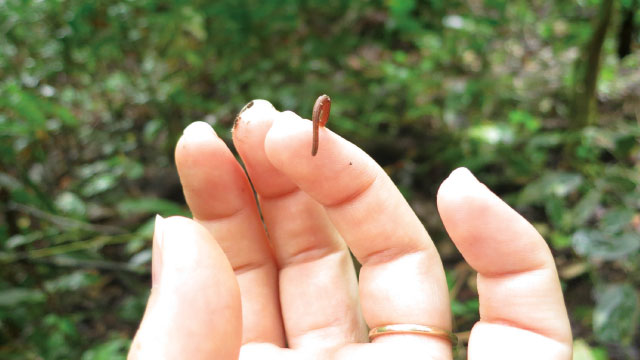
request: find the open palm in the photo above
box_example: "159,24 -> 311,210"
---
129,100 -> 572,359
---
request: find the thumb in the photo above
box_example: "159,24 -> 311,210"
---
129,216 -> 242,359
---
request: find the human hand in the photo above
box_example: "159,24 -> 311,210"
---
128,100 -> 572,359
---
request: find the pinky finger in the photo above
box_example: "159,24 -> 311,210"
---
437,168 -> 572,359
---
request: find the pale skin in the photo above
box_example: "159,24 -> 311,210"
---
128,100 -> 573,359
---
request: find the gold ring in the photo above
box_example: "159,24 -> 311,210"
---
368,324 -> 458,346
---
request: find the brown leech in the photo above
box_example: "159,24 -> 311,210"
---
311,94 -> 331,156
233,100 -> 254,131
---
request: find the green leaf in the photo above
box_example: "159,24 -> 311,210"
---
117,295 -> 147,322
142,119 -> 164,143
125,216 -> 157,254
49,103 -> 79,127
582,127 -> 616,151
572,338 -> 608,360
0,172 -> 24,191
181,7 -> 207,42
55,191 -> 87,218
81,337 -> 130,360
467,123 -> 514,145
593,283 -> 639,345
508,110 -> 541,131
43,270 -> 100,293
81,173 -> 119,197
387,0 -> 416,16
36,314 -> 80,359
550,232 -> 572,250
0,288 -> 46,307
545,196 -> 570,231
519,172 -> 583,205
572,190 -> 601,226
129,249 -> 151,266
572,339 -> 595,360
572,229 -> 640,260
117,197 -> 189,217
1,83 -> 78,132
528,132 -> 563,148
3,83 -> 46,128
6,231 -> 45,249
451,298 -> 479,317
600,207 -> 634,235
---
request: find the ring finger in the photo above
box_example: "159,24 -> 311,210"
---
261,104 -> 453,358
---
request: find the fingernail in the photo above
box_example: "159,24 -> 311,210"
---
152,214 -> 165,288
183,121 -> 217,140
233,99 -> 277,132
449,167 -> 479,184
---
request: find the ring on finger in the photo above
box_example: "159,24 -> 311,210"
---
368,324 -> 458,346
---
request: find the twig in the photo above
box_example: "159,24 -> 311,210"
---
0,234 -> 132,263
33,256 -> 148,274
449,262 -> 472,300
8,201 -> 126,235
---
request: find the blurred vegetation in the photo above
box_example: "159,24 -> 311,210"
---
1,0 -> 639,358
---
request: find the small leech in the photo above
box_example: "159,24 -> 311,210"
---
233,100 -> 254,131
311,94 -> 331,156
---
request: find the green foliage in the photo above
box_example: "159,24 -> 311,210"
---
573,339 -> 609,360
0,288 -> 46,307
1,0 -> 639,358
81,337 -> 130,360
593,284 -> 639,345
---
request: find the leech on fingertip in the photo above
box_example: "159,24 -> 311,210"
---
239,100 -> 254,115
233,100 -> 255,131
311,94 -> 331,156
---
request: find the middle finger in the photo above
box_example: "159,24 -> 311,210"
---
262,106 -> 453,358
233,101 -> 368,349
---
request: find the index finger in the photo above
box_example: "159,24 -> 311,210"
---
263,111 -> 453,356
